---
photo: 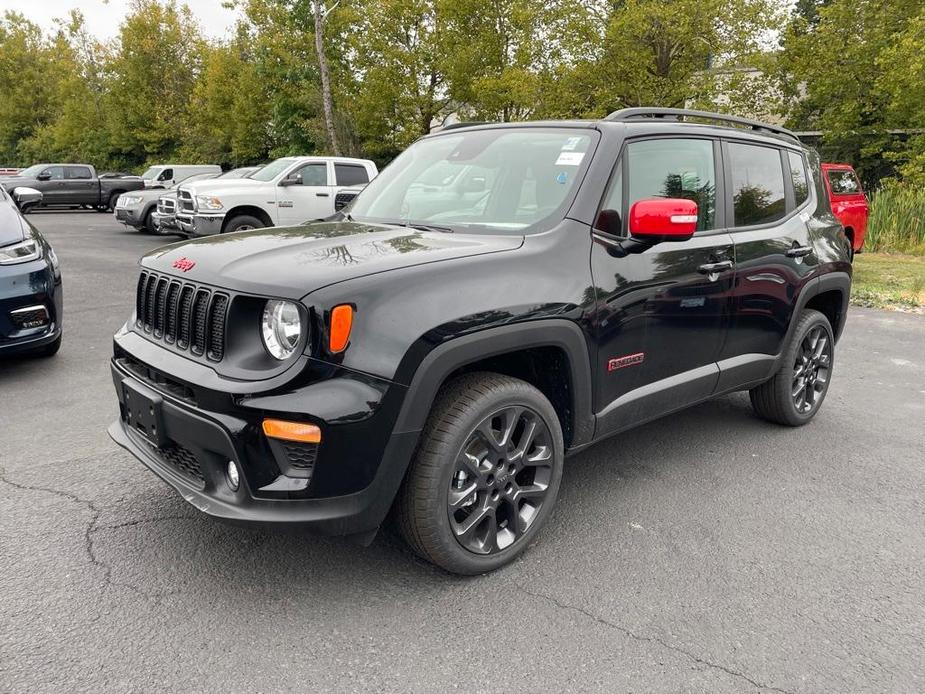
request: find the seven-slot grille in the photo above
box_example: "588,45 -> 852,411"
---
178,189 -> 195,213
135,271 -> 229,361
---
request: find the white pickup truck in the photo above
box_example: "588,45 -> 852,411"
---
175,156 -> 377,236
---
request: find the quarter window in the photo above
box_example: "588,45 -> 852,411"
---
788,152 -> 809,206
728,143 -> 786,227
334,164 -> 370,186
625,138 -> 716,232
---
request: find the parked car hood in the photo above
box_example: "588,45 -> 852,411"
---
141,220 -> 524,299
0,202 -> 26,246
123,188 -> 171,204
180,178 -> 264,196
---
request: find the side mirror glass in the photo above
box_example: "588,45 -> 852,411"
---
629,198 -> 698,243
12,186 -> 43,210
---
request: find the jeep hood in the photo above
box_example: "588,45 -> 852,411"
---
0,202 -> 27,246
141,220 -> 524,299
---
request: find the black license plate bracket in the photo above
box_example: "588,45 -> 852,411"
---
122,379 -> 168,448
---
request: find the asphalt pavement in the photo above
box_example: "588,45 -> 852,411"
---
1,212 -> 924,693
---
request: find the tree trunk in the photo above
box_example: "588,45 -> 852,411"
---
313,2 -> 341,156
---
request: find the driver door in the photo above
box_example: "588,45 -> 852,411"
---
276,161 -> 334,225
36,166 -> 66,205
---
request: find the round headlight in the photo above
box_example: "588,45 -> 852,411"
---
261,300 -> 303,359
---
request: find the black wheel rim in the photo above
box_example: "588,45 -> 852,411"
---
792,325 -> 832,414
447,406 -> 554,555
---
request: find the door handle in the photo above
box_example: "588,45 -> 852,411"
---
698,260 -> 733,274
786,245 -> 813,258
315,192 -> 330,197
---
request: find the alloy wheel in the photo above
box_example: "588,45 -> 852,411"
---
447,406 -> 554,555
792,325 -> 832,414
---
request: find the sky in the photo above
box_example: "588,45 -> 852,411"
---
0,0 -> 241,40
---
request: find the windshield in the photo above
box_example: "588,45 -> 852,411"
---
140,167 -> 162,180
250,158 -> 296,182
18,165 -> 46,177
348,128 -> 595,233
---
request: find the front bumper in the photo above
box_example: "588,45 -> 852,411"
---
0,256 -> 62,355
108,355 -> 417,536
176,213 -> 225,237
151,211 -> 178,232
114,207 -> 138,225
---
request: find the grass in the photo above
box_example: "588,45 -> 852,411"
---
851,253 -> 925,312
866,186 -> 925,254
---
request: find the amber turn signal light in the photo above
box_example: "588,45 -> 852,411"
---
262,419 -> 322,444
329,304 -> 354,353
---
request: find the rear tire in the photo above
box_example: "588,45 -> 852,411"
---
143,209 -> 156,233
222,215 -> 264,233
750,309 -> 834,426
396,372 -> 564,575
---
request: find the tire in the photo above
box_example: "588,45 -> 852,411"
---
143,209 -> 156,234
31,334 -> 61,358
107,191 -> 123,212
396,372 -> 564,575
750,309 -> 834,426
222,215 -> 264,234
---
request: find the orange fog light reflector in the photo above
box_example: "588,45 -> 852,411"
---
329,304 -> 354,353
262,419 -> 322,444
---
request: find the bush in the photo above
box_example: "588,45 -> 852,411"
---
866,185 -> 925,254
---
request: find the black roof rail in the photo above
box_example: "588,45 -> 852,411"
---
439,121 -> 493,131
605,107 -> 799,143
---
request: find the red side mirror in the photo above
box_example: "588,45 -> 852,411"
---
629,198 -> 698,242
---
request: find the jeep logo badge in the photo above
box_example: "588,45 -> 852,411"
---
172,257 -> 196,272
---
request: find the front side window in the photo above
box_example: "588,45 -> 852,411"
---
827,169 -> 861,195
728,143 -> 786,227
623,138 -> 716,232
293,163 -> 328,186
788,152 -> 809,206
349,128 -> 595,233
334,164 -> 370,186
43,166 -> 65,180
158,168 -> 173,181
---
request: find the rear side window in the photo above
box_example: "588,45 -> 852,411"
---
827,169 -> 861,195
728,143 -> 786,227
334,164 -> 370,186
66,166 -> 92,180
625,138 -> 716,232
788,152 -> 809,206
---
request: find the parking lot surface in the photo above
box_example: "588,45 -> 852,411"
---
2,212 -> 924,693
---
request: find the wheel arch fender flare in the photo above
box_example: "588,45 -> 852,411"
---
786,271 -> 851,348
391,319 -> 595,449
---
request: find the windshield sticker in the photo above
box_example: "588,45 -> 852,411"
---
562,136 -> 583,151
555,151 -> 584,166
556,172 -> 568,184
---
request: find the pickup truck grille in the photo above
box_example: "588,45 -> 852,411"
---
135,271 -> 229,361
334,191 -> 358,211
178,189 -> 195,214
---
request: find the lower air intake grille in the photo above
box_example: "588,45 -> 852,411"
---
282,441 -> 318,472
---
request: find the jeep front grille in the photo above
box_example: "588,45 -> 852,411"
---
135,271 -> 229,362
157,197 -> 176,214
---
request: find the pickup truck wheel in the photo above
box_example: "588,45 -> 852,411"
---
223,215 -> 263,233
397,372 -> 564,575
750,309 -> 834,426
106,192 -> 123,212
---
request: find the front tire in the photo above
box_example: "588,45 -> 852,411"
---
397,373 -> 564,575
750,309 -> 834,426
222,215 -> 264,233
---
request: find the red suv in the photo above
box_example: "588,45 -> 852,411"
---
822,163 -> 868,258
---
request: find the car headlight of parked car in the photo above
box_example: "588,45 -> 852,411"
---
196,195 -> 224,211
0,237 -> 42,265
261,299 -> 303,359
119,195 -> 143,206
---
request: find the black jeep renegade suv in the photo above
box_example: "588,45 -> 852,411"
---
109,108 -> 851,574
